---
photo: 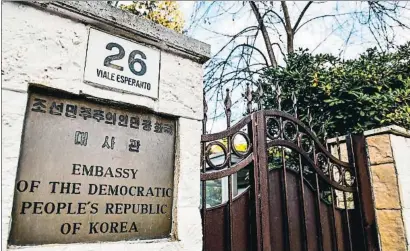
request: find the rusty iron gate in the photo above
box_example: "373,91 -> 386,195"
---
200,86 -> 380,251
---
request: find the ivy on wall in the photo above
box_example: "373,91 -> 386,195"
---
120,1 -> 185,33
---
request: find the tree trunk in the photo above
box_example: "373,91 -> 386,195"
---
281,1 -> 294,53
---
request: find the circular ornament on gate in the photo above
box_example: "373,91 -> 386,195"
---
266,117 -> 281,140
331,165 -> 342,184
300,133 -> 313,153
283,120 -> 298,141
344,170 -> 355,186
316,152 -> 329,174
205,141 -> 229,170
231,131 -> 251,157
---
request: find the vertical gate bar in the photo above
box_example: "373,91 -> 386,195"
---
228,173 -> 233,251
251,112 -> 262,251
348,134 -> 380,251
278,112 -> 291,251
297,138 -> 308,251
245,86 -> 257,251
309,110 -> 324,251
336,137 -> 353,251
280,146 -> 290,251
275,85 -> 290,251
293,98 -> 308,251
314,172 -> 325,251
201,92 -> 207,251
325,141 -> 339,251
343,191 -> 353,251
226,132 -> 233,251
201,148 -> 206,251
346,135 -> 366,251
256,111 -> 271,251
329,187 -> 339,251
329,183 -> 339,250
201,146 -> 207,251
247,117 -> 256,251
225,88 -> 233,251
312,141 -> 324,251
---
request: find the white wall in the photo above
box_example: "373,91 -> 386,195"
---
2,2 -> 208,250
391,135 -> 410,251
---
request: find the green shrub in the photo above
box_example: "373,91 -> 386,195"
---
261,42 -> 410,138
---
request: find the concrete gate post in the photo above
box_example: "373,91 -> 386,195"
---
2,2 -> 210,250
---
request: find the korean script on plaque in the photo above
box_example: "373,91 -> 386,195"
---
9,91 -> 175,245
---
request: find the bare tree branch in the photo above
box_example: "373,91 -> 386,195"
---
187,1 -> 410,130
295,11 -> 362,33
262,9 -> 286,29
293,1 -> 313,32
250,1 -> 278,67
272,42 -> 286,58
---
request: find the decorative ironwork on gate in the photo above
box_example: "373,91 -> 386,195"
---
200,83 -> 379,251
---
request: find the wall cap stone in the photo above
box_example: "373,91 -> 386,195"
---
25,1 -> 211,63
327,125 -> 410,143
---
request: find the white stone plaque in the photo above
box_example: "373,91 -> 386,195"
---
84,28 -> 160,99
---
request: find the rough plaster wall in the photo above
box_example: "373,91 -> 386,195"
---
45,1 -> 211,60
174,118 -> 202,248
2,2 -> 203,250
158,54 -> 203,119
1,90 -> 28,250
391,135 -> 410,250
2,2 -> 87,92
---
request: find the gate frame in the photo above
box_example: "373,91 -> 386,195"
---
348,135 -> 380,251
251,110 -> 380,251
201,86 -> 380,251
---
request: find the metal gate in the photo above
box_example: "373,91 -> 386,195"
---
200,86 -> 380,251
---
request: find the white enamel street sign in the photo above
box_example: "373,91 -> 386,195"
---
84,28 -> 160,99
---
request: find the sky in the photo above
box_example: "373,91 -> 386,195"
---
179,1 -> 410,59
175,1 -> 410,133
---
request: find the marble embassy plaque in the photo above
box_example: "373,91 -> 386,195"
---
9,91 -> 176,245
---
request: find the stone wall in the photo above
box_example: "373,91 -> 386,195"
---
367,130 -> 408,251
2,1 -> 210,250
329,126 -> 410,251
390,133 -> 410,251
